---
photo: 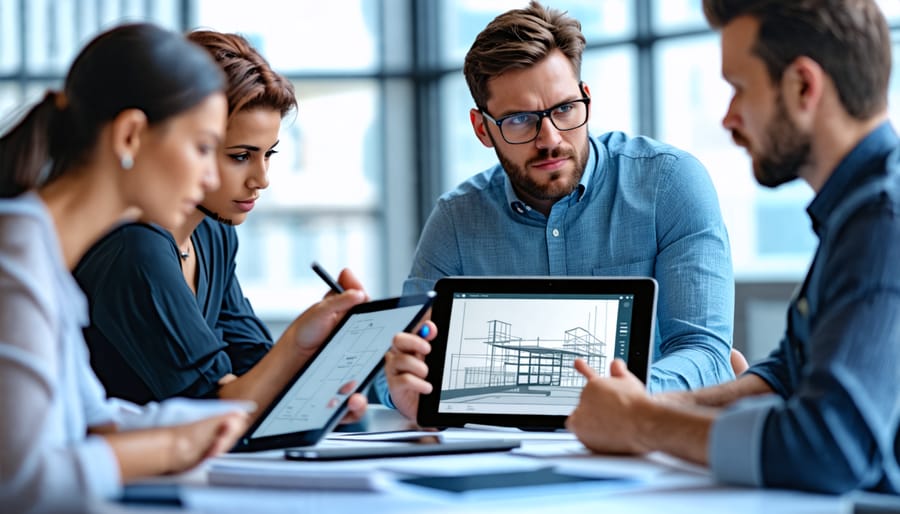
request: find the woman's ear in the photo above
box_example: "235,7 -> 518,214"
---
110,108 -> 148,170
470,108 -> 494,148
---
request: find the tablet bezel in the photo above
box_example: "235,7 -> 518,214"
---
417,277 -> 657,430
231,293 -> 435,453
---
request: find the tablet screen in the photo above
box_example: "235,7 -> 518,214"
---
438,292 -> 633,416
233,293 -> 434,451
252,303 -> 428,438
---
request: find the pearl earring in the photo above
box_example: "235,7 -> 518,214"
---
120,154 -> 134,170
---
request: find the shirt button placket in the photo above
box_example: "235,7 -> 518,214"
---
547,226 -> 564,275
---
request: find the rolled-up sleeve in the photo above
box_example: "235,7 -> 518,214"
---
649,153 -> 735,392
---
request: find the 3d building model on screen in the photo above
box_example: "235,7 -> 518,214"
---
441,318 -> 609,405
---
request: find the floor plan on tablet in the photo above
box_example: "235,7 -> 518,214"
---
251,306 -> 419,438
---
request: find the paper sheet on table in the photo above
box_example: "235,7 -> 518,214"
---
377,452 -> 547,477
206,457 -> 392,491
327,430 -> 441,442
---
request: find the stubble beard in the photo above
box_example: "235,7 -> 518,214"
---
750,93 -> 812,188
494,136 -> 590,203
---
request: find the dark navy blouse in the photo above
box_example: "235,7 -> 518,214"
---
74,217 -> 273,404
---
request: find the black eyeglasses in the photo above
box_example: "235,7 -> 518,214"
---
480,96 -> 591,145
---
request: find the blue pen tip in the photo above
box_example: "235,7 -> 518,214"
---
418,325 -> 430,338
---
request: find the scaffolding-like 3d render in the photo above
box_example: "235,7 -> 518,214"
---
444,319 -> 607,400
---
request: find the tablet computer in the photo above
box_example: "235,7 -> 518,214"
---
417,277 -> 656,430
231,293 -> 435,452
284,436 -> 520,461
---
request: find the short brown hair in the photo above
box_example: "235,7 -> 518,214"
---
463,1 -> 586,110
187,31 -> 297,120
703,0 -> 890,120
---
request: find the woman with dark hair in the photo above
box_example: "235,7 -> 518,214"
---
73,31 -> 422,422
0,23 -> 252,513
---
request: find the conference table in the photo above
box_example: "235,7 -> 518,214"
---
103,406 -> 889,514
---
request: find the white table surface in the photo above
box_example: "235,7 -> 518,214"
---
99,406 -> 873,514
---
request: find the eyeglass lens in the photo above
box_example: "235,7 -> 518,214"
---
500,100 -> 588,143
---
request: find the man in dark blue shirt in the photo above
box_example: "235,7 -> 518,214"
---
566,0 -> 900,494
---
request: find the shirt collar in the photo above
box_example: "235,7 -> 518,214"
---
506,135 -> 597,215
807,121 -> 899,232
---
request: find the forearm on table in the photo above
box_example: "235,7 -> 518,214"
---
216,341 -> 310,419
639,401 -> 716,466
103,428 -> 176,481
688,373 -> 773,408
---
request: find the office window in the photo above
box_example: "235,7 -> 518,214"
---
879,0 -> 900,22
655,0 -> 900,28
655,34 -> 816,279
4,0 -> 900,333
439,0 -> 633,66
651,0 -> 705,33
191,3 -> 391,318
440,74 -> 498,192
0,0 -> 183,127
0,1 -> 405,332
235,75 -> 384,315
0,0 -> 21,73
582,47 -> 637,136
193,0 -> 380,72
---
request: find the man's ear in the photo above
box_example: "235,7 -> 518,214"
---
470,108 -> 494,148
109,108 -> 148,168
783,56 -> 824,120
581,81 -> 592,117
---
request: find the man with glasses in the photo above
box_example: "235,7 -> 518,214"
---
379,1 -> 735,418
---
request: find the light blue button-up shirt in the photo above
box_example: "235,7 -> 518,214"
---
710,122 -> 900,494
376,131 -> 734,406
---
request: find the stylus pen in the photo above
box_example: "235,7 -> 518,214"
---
311,262 -> 345,294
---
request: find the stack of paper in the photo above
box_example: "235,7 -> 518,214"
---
207,458 -> 392,491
